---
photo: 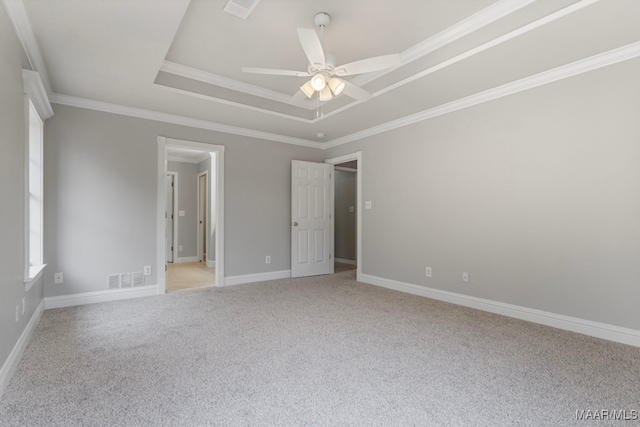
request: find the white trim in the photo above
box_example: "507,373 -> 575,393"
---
224,270 -> 291,287
153,83 -> 314,124
325,41 -> 640,149
3,0 -> 53,95
44,285 -> 158,309
0,299 -> 44,398
161,61 -> 314,110
167,154 -> 209,164
159,137 -> 225,290
175,256 -> 200,264
206,259 -> 216,268
49,36 -> 637,152
335,258 -> 357,266
51,94 -> 322,149
318,0 -> 601,124
351,0 -> 538,89
24,263 -> 46,291
326,152 -> 362,281
22,70 -> 53,120
360,274 -> 640,348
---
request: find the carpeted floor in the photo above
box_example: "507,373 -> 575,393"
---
1,269 -> 639,426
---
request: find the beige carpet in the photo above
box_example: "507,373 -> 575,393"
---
2,269 -> 639,426
167,261 -> 215,292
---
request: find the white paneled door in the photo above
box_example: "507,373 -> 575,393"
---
291,161 -> 334,278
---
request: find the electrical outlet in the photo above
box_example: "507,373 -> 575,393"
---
54,272 -> 64,284
365,201 -> 372,209
425,267 -> 432,277
143,265 -> 152,276
178,245 -> 183,252
15,304 -> 20,322
265,256 -> 271,264
463,272 -> 469,283
22,297 -> 26,315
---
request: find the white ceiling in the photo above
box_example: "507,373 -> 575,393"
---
16,0 -> 640,148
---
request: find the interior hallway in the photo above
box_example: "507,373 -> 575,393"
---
167,262 -> 215,292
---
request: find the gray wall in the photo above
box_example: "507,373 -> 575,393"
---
334,170 -> 356,262
0,5 -> 44,379
43,104 -> 324,297
325,59 -> 640,331
167,161 -> 198,259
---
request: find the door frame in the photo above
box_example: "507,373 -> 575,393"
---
157,136 -> 225,292
166,171 -> 178,263
197,170 -> 208,263
326,151 -> 362,281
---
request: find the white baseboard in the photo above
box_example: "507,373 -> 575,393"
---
206,259 -> 216,268
359,273 -> 640,348
174,256 -> 200,264
44,285 -> 159,309
0,300 -> 45,398
335,258 -> 357,265
224,270 -> 291,287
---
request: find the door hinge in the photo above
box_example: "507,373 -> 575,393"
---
329,253 -> 332,259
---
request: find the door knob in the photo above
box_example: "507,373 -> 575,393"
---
293,222 -> 298,226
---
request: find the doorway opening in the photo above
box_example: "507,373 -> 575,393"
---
326,152 -> 362,281
157,137 -> 225,293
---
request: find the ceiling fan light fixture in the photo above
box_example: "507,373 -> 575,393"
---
319,86 -> 333,101
300,81 -> 315,98
310,73 -> 326,91
328,77 -> 345,96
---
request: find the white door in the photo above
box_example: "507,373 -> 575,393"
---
165,174 -> 174,263
291,160 -> 334,278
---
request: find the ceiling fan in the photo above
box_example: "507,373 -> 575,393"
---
241,12 -> 402,104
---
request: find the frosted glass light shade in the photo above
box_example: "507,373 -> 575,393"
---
319,86 -> 333,101
300,81 -> 315,98
328,78 -> 345,96
310,73 -> 326,91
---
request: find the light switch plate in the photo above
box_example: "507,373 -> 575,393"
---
178,210 -> 185,216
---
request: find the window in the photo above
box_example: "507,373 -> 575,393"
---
26,100 -> 44,278
22,70 -> 52,289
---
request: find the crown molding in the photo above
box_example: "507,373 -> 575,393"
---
324,41 -> 640,149
48,41 -> 640,152
152,82 -> 313,124
22,69 -> 53,119
50,93 -> 322,149
160,61 -> 315,110
349,0 -> 538,88
2,0 -> 53,95
316,0 -> 601,124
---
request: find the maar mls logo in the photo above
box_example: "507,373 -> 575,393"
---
575,409 -> 638,421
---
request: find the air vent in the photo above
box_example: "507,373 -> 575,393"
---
223,0 -> 261,19
107,274 -> 120,289
132,272 -> 144,287
107,271 -> 146,290
120,273 -> 132,288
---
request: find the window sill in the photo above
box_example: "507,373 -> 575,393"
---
24,264 -> 46,292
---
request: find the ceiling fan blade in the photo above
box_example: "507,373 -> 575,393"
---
241,67 -> 309,77
342,81 -> 373,102
297,28 -> 325,69
334,54 -> 402,76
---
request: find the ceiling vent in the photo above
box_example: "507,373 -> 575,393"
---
223,0 -> 261,19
